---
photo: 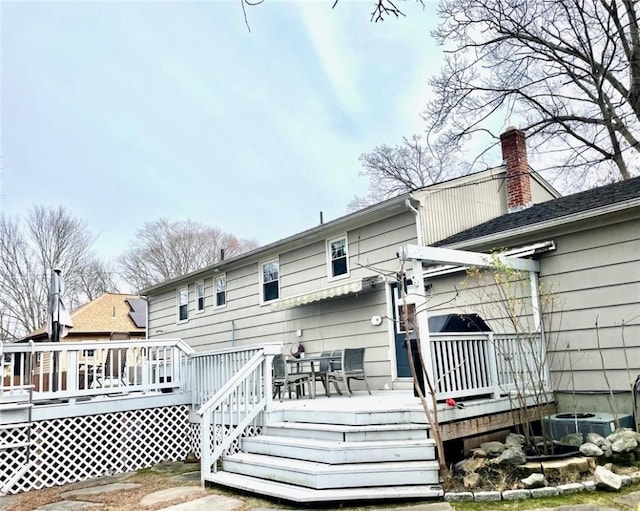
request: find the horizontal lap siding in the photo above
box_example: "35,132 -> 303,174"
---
540,218 -> 640,393
147,212 -> 418,387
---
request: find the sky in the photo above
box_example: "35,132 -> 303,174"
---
2,0 -> 444,264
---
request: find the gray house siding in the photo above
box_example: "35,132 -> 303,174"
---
417,170 -> 557,246
538,217 -> 640,397
147,211 -> 418,388
432,210 -> 640,413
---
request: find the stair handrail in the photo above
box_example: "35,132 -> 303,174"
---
197,344 -> 280,482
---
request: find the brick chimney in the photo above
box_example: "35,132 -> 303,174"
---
500,127 -> 532,211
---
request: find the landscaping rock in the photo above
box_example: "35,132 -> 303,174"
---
505,433 -> 526,447
611,432 -> 638,453
502,489 -> 530,500
594,465 -> 623,491
530,486 -> 559,498
492,446 -> 526,466
586,432 -> 607,446
559,433 -> 584,447
579,442 -> 603,457
521,473 -> 547,488
480,441 -> 505,456
556,482 -> 584,494
444,492 -> 473,502
473,491 -> 501,502
538,457 -> 591,479
471,448 -> 487,458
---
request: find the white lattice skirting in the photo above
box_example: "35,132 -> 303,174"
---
1,405 -> 191,495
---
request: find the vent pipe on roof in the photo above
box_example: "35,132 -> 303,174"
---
501,127 -> 532,212
319,211 -> 324,224
220,249 -> 225,261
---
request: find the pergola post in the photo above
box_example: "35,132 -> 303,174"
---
411,258 -> 433,391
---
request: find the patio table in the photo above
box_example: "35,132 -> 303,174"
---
286,353 -> 341,398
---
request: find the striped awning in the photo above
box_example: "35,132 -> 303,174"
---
271,278 -> 375,310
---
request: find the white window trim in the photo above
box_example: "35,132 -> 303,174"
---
177,286 -> 189,324
260,258 -> 280,305
196,280 -> 205,314
214,274 -> 227,309
326,234 -> 350,281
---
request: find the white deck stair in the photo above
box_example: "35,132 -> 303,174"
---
205,406 -> 444,503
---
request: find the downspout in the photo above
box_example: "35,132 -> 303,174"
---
405,198 -> 424,246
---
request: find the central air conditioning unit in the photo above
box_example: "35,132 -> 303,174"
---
542,413 -> 634,441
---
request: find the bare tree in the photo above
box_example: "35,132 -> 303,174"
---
0,206 -> 117,341
426,0 -> 640,188
349,135 -> 465,211
119,218 -> 258,291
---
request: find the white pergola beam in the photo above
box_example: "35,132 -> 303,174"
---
398,245 -> 540,273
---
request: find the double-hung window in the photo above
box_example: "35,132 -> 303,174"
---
177,286 -> 189,322
215,275 -> 226,307
261,259 -> 279,302
327,235 -> 349,279
196,281 -> 205,313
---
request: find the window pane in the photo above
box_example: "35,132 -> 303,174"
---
178,288 -> 188,320
263,281 -> 279,301
214,276 -> 226,306
331,239 -> 346,259
197,283 -> 205,311
332,257 -> 347,276
263,261 -> 279,283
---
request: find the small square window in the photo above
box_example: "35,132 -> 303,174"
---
328,236 -> 349,279
215,275 -> 226,307
82,349 -> 95,357
261,259 -> 279,302
177,287 -> 189,322
196,281 -> 205,312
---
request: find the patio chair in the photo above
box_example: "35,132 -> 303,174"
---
89,348 -> 129,388
313,351 -> 342,397
272,354 -> 312,402
327,347 -> 372,397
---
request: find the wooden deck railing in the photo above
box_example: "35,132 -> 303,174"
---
197,344 -> 281,481
0,339 -> 194,404
190,345 -> 270,408
430,332 -> 549,401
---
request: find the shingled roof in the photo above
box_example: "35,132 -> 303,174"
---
435,175 -> 640,246
27,293 -> 146,340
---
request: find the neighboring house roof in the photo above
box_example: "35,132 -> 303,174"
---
26,293 -> 146,341
435,176 -> 640,248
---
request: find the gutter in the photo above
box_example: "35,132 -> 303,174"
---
442,197 -> 640,250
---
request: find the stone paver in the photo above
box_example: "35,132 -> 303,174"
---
35,501 -> 102,510
60,482 -> 141,499
614,490 -> 640,509
0,495 -> 20,511
526,506 -> 619,511
139,486 -> 207,507
168,471 -> 200,484
157,494 -> 244,511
